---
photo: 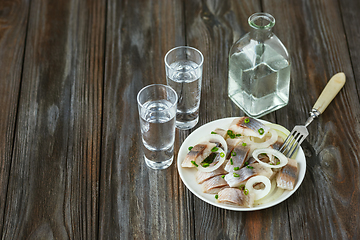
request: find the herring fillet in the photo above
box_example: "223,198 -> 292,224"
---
195,164 -> 227,184
228,117 -> 270,139
224,163 -> 273,188
217,188 -> 255,207
202,175 -> 229,194
277,158 -> 298,190
181,142 -> 217,167
224,142 -> 250,172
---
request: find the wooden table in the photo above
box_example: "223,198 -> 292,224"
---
1,0 -> 359,239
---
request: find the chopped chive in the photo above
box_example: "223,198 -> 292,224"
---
234,167 -> 240,171
215,194 -> 219,199
221,175 -> 225,178
261,153 -> 267,155
258,128 -> 265,135
244,118 -> 250,123
244,161 -> 249,166
276,161 -> 280,165
231,151 -> 237,156
246,165 -> 254,169
236,134 -> 241,137
220,152 -> 225,158
227,130 -> 236,139
211,131 -> 217,134
202,163 -> 210,167
239,184 -> 245,190
233,173 -> 240,177
188,146 -> 193,151
211,147 -> 219,152
244,188 -> 249,195
242,142 -> 247,147
191,161 -> 198,167
230,158 -> 233,165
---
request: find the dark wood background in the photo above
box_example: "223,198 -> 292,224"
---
0,0 -> 359,239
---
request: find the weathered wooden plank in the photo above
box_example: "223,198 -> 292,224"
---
1,0 -> 105,238
340,0 -> 360,96
182,0 -> 292,239
264,0 -> 360,239
0,0 -> 29,235
99,0 -> 188,239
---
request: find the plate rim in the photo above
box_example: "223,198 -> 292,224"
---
177,117 -> 307,211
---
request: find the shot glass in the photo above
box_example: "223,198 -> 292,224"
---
137,84 -> 178,169
165,46 -> 204,130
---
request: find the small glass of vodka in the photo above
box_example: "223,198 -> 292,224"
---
165,46 -> 204,130
137,84 -> 178,169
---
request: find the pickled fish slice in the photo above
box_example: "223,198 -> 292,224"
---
181,142 -> 217,167
277,158 -> 298,190
212,128 -> 228,139
228,117 -> 270,139
196,164 -> 227,184
217,188 -> 255,208
224,143 -> 250,172
224,163 -> 273,188
271,136 -> 285,151
202,175 -> 229,194
226,138 -> 242,158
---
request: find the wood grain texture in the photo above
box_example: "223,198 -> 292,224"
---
1,0 -> 105,239
264,0 -> 360,239
184,1 -> 289,239
99,0 -> 187,239
0,0 -> 29,235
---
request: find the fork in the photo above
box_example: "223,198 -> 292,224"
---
279,72 -> 346,158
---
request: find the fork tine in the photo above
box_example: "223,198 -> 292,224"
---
279,130 -> 298,153
280,129 -> 307,158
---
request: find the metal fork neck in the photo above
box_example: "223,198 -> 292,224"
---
304,108 -> 321,127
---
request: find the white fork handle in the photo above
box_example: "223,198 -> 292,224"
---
312,72 -> 346,114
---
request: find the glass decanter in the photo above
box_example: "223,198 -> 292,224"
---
228,12 -> 291,118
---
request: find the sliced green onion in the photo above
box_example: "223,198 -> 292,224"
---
230,158 -> 233,165
231,151 -> 237,156
244,161 -> 249,166
191,161 -> 198,167
202,163 -> 209,167
233,173 -> 240,177
211,131 -> 217,134
236,134 -> 241,137
211,147 -> 219,152
227,130 -> 236,139
239,184 -> 245,190
244,188 -> 249,195
188,146 -> 193,151
246,165 -> 254,169
244,118 -> 250,123
220,152 -> 225,158
234,167 -> 240,171
258,128 -> 265,135
276,161 -> 280,165
221,175 -> 225,178
242,142 -> 247,147
215,194 -> 219,199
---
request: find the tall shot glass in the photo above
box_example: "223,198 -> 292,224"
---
165,46 -> 204,130
137,84 -> 178,169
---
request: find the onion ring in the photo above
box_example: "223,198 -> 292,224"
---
244,129 -> 278,149
196,134 -> 228,172
245,176 -> 272,200
252,148 -> 288,168
197,148 -> 226,172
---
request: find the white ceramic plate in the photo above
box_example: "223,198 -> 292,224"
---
177,117 -> 306,211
